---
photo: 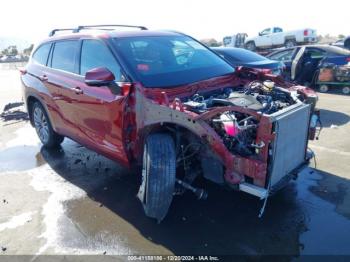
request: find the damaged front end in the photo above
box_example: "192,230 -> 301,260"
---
131,73 -> 319,218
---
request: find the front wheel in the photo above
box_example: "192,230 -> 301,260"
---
246,41 -> 256,51
285,39 -> 296,48
138,133 -> 176,222
319,84 -> 329,93
32,102 -> 64,148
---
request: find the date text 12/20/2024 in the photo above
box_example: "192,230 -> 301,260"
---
127,255 -> 220,261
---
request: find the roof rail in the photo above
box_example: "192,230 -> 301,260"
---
49,24 -> 148,37
73,24 -> 148,33
49,28 -> 76,37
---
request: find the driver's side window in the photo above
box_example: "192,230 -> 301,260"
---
80,40 -> 123,81
260,28 -> 271,36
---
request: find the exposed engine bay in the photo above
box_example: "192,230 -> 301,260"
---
183,80 -> 302,156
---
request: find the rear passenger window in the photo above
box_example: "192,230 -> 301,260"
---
32,43 -> 51,66
51,41 -> 78,73
80,40 -> 122,80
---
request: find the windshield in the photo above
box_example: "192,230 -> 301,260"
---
216,48 -> 268,62
112,36 -> 234,88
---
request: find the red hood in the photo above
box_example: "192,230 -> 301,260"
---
141,68 -> 318,103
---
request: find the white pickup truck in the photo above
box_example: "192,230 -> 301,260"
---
245,27 -> 317,51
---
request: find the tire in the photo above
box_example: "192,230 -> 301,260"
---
246,41 -> 256,51
342,86 -> 350,95
137,133 -> 176,222
319,84 -> 329,93
32,102 -> 64,148
285,39 -> 296,48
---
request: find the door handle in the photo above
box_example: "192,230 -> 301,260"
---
39,75 -> 48,81
70,87 -> 84,94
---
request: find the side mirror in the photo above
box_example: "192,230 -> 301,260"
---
259,32 -> 262,36
85,67 -> 115,86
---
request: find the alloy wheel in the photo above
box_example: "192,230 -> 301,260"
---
33,107 -> 49,143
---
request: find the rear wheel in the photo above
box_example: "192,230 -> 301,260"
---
342,86 -> 350,95
246,41 -> 256,51
32,102 -> 64,148
319,84 -> 329,93
285,39 -> 296,48
138,133 -> 176,223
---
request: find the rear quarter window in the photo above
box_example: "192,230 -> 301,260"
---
51,41 -> 79,73
32,43 -> 52,66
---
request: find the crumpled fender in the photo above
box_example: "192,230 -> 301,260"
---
134,84 -> 273,186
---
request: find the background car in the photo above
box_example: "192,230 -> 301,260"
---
244,27 -> 317,51
332,36 -> 350,50
267,45 -> 350,84
212,47 -> 285,75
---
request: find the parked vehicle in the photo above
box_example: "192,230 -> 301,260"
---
223,33 -> 247,48
332,36 -> 350,50
21,25 -> 319,222
314,63 -> 350,94
267,45 -> 350,86
212,47 -> 285,75
245,27 -> 317,51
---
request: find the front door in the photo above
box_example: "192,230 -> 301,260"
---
257,28 -> 272,47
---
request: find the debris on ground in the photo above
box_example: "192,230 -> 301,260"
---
1,102 -> 29,122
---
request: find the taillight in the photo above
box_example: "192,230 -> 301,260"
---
346,57 -> 350,62
304,30 -> 308,36
261,69 -> 273,74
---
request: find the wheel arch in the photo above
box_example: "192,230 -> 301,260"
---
26,94 -> 55,130
137,122 -> 225,184
284,36 -> 296,41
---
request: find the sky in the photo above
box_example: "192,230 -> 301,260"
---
0,0 -> 348,44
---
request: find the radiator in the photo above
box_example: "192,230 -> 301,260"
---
268,102 -> 311,187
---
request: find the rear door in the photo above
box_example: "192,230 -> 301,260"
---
71,38 -> 129,164
45,40 -> 81,138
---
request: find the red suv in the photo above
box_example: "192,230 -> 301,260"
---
21,25 -> 319,222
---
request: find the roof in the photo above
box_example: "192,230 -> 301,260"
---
269,44 -> 350,55
39,29 -> 184,45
